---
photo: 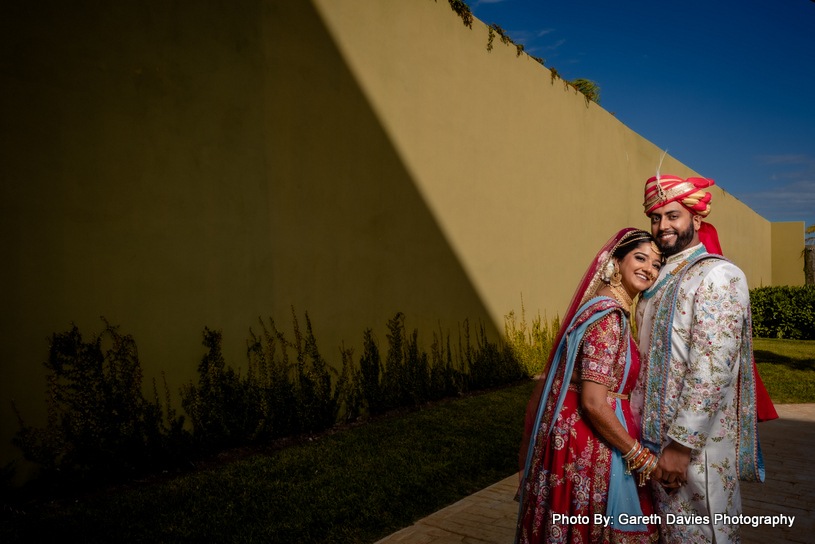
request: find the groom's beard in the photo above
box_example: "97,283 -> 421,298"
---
657,222 -> 696,256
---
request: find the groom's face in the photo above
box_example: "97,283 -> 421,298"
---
649,202 -> 701,256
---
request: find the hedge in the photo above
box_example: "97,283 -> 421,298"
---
750,285 -> 815,340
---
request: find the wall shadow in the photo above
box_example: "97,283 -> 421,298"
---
262,2 -> 500,351
1,1 -> 504,471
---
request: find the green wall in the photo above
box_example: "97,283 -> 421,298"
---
0,0 -> 787,478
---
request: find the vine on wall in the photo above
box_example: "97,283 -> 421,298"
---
439,0 -> 601,104
446,0 -> 473,28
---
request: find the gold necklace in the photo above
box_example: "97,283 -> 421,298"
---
609,283 -> 633,311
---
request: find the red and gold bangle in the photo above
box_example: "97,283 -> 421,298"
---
629,448 -> 651,472
635,454 -> 658,487
622,441 -> 644,474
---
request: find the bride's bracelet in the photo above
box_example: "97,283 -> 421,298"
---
622,441 -> 639,459
623,441 -> 647,474
622,440 -> 659,486
636,454 -> 659,487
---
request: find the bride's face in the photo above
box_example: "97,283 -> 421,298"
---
615,242 -> 662,297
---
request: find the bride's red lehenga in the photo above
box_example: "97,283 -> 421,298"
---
517,308 -> 657,543
516,229 -> 659,544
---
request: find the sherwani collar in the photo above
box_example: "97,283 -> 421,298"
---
642,243 -> 707,301
665,242 -> 706,266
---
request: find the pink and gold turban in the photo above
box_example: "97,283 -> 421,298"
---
643,175 -> 715,217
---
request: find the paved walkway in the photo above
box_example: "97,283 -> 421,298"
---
375,404 -> 815,544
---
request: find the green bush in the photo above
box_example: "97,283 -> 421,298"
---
466,320 -> 525,390
12,306 -> 548,483
504,300 -> 559,376
428,327 -> 464,401
370,312 -> 517,413
183,311 -> 348,449
751,286 -> 815,340
380,313 -> 411,411
12,320 -> 185,477
181,327 -> 264,448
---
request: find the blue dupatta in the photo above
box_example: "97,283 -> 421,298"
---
518,296 -> 647,531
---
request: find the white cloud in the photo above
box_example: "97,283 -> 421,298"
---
503,30 -> 535,42
537,29 -> 555,37
756,154 -> 812,166
734,179 -> 815,223
541,39 -> 566,51
755,154 -> 815,180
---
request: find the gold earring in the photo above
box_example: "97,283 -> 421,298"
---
611,263 -> 622,287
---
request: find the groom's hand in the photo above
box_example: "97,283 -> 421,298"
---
656,440 -> 691,487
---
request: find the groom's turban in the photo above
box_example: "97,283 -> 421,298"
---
643,175 -> 715,217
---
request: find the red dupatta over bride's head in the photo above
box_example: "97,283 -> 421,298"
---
518,228 -> 652,479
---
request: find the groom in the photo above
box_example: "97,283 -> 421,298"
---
632,174 -> 764,543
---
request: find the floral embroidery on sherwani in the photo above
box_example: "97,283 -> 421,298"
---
635,244 -> 754,544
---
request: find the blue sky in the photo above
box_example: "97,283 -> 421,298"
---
468,0 -> 815,230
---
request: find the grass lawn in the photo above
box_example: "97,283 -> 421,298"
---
3,338 -> 812,543
1,381 -> 536,543
753,337 -> 815,403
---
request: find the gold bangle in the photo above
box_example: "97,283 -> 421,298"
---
623,442 -> 643,474
622,441 -> 639,459
630,449 -> 650,470
635,454 -> 658,487
632,449 -> 656,474
636,453 -> 656,486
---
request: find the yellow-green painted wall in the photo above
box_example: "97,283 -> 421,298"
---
0,0 -> 788,477
772,222 -> 806,286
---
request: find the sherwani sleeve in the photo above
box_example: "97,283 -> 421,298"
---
666,264 -> 748,454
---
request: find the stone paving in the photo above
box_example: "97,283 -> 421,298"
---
741,403 -> 815,544
375,404 -> 814,544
